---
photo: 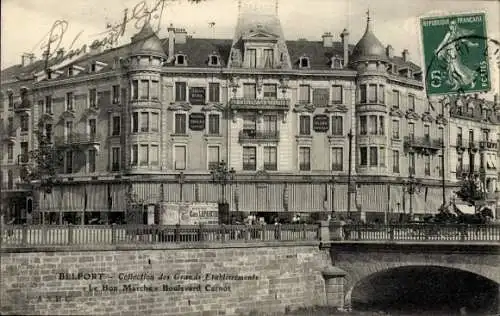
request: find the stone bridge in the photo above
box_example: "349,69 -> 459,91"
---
326,242 -> 500,313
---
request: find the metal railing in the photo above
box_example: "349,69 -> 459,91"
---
229,98 -> 290,110
0,224 -> 319,247
479,141 -> 497,150
238,130 -> 280,141
54,132 -> 101,146
404,136 -> 444,149
329,224 -> 500,242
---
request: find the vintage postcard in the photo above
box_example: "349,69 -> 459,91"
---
1,0 -> 499,315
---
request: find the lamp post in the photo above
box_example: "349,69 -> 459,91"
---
402,174 -> 423,221
210,161 -> 235,204
347,129 -> 354,219
330,176 -> 336,219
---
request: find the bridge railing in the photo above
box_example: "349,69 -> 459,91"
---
0,224 -> 320,247
329,223 -> 500,242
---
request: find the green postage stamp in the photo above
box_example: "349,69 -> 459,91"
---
420,12 -> 491,96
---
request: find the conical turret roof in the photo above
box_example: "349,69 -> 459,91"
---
350,13 -> 387,63
130,22 -> 166,56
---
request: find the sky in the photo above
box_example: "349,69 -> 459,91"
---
2,0 -> 499,96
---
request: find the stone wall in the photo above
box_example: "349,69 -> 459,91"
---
1,243 -> 331,316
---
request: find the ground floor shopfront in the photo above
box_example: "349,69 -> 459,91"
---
29,175 -> 471,224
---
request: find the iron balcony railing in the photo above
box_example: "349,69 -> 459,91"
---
479,141 -> 497,150
404,136 -> 444,149
54,132 -> 101,146
238,130 -> 280,142
13,99 -> 31,113
17,154 -> 29,164
242,163 -> 256,171
229,98 -> 290,111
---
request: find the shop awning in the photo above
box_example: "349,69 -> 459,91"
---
455,204 -> 476,214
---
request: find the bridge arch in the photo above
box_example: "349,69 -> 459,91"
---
343,264 -> 499,314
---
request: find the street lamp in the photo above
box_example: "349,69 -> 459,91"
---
330,176 -> 336,219
402,174 -> 424,220
210,161 -> 235,204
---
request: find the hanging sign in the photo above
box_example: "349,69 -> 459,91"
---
189,113 -> 206,131
189,87 -> 206,105
313,115 -> 329,132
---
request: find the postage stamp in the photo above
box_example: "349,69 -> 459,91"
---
420,12 -> 491,96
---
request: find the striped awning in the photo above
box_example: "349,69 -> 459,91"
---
359,184 -> 388,213
61,185 -> 86,211
390,185 -> 404,212
86,184 -> 108,212
289,183 -> 325,212
110,184 -> 127,211
132,183 -> 160,204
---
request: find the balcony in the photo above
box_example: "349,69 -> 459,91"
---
242,163 -> 256,171
479,141 -> 497,151
17,154 -> 29,165
2,129 -> 16,143
229,98 -> 290,111
239,130 -> 280,143
55,132 -> 101,147
13,99 -> 31,113
263,163 -> 277,171
404,136 -> 443,154
299,163 -> 311,171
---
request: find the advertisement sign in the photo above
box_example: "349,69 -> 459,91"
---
189,87 -> 206,105
158,202 -> 219,225
420,13 -> 490,96
189,113 -> 205,131
189,113 -> 206,131
313,115 -> 329,132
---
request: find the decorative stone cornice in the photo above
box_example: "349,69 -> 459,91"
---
389,106 -> 404,118
293,104 -> 315,113
201,103 -> 225,112
167,102 -> 192,111
435,114 -> 448,126
405,109 -> 420,120
421,111 -> 434,123
60,110 -> 76,120
324,104 -> 348,113
83,106 -> 99,118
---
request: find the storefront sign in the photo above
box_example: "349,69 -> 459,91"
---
189,87 -> 206,105
189,113 -> 206,131
313,115 -> 329,132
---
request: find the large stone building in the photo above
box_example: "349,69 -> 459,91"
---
1,9 -> 499,224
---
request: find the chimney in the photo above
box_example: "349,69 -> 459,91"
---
402,49 -> 409,62
386,45 -> 394,58
340,28 -> 349,67
175,28 -> 187,45
322,32 -> 333,48
21,53 -> 35,67
168,24 -> 175,61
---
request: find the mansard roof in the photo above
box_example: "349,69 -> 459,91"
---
2,37 -> 421,82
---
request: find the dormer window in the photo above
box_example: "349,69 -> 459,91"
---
208,55 -> 220,66
68,67 -> 74,76
331,57 -> 343,69
299,57 -> 310,68
20,87 -> 28,101
175,54 -> 187,66
90,63 -> 97,73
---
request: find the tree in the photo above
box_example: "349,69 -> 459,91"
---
25,130 -> 66,193
454,174 -> 485,211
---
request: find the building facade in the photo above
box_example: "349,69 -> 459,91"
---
2,10 -> 498,224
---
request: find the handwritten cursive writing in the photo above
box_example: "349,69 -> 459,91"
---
39,0 -> 171,70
